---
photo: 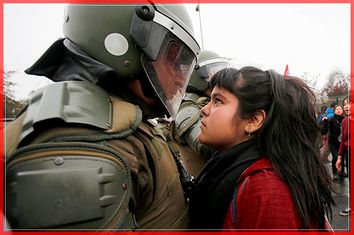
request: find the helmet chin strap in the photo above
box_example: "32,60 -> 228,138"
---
127,79 -> 157,107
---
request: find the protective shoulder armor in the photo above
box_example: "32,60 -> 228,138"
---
6,141 -> 135,230
174,100 -> 200,137
20,81 -> 112,144
18,81 -> 142,146
183,92 -> 200,103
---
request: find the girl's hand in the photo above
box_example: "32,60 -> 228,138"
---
336,155 -> 342,172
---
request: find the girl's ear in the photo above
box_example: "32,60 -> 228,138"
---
245,110 -> 266,134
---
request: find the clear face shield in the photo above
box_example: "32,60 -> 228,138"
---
130,5 -> 199,118
141,33 -> 196,118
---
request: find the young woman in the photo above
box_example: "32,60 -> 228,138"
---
190,67 -> 334,230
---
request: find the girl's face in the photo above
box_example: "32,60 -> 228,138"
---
343,99 -> 350,116
334,106 -> 343,115
199,86 -> 249,152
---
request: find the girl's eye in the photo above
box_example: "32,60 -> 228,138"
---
215,98 -> 222,104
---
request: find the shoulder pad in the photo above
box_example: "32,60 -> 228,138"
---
20,81 -> 112,144
174,101 -> 200,137
196,96 -> 210,108
18,82 -> 143,146
183,92 -> 200,103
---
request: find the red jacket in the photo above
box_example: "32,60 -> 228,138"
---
338,116 -> 349,156
223,157 -> 302,230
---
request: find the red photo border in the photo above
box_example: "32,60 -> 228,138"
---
0,0 -> 352,234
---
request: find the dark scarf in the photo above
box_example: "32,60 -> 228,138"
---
25,38 -> 116,84
190,138 -> 263,229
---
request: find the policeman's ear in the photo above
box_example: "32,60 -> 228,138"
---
127,79 -> 156,106
245,110 -> 266,134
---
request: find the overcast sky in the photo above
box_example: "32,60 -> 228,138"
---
4,3 -> 350,99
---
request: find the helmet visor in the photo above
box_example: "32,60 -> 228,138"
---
142,33 -> 196,118
197,60 -> 231,81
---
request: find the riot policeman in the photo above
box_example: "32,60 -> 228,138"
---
5,3 -> 199,230
171,50 -> 230,177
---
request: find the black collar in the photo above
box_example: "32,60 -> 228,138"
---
190,138 -> 263,229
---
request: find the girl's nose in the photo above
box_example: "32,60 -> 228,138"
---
201,102 -> 211,117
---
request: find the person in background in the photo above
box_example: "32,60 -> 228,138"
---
317,105 -> 327,123
320,102 -> 336,161
317,105 -> 329,159
326,105 -> 344,180
190,67 -> 334,230
5,3 -> 200,230
336,96 -> 351,216
171,50 -> 230,177
326,102 -> 336,120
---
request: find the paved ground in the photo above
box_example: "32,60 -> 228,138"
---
325,155 -> 350,231
331,178 -> 350,231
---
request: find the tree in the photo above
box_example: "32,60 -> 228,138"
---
300,72 -> 321,91
300,72 -> 327,104
3,69 -> 27,118
4,70 -> 17,99
321,69 -> 349,102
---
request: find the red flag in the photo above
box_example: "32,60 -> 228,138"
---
283,64 -> 290,77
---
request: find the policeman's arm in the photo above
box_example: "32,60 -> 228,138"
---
183,118 -> 214,159
172,98 -> 215,158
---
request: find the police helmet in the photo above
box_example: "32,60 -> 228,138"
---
187,50 -> 230,94
63,4 -> 200,118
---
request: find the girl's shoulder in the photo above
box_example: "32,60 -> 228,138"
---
238,157 -> 287,193
237,157 -> 293,202
238,157 -> 273,181
232,157 -> 302,229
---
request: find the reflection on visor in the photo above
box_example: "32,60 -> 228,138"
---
165,42 -> 195,88
197,61 -> 230,81
141,34 -> 196,118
